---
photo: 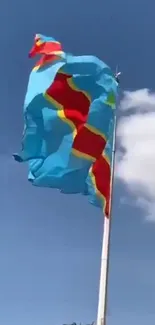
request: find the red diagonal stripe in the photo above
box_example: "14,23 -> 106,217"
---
92,156 -> 111,216
42,42 -> 62,53
29,41 -> 62,57
46,73 -> 90,128
73,126 -> 106,160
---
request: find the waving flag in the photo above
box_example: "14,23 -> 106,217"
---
29,34 -> 64,58
14,34 -> 118,216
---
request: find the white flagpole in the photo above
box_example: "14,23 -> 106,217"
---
96,114 -> 117,325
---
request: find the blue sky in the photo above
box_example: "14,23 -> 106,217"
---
1,0 -> 155,324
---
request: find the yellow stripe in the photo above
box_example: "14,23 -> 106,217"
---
58,70 -> 71,76
85,124 -> 107,141
67,77 -> 91,102
48,50 -> 63,55
89,166 -> 106,211
32,55 -> 62,72
44,92 -> 77,139
105,92 -> 116,108
36,40 -> 43,46
89,150 -> 111,214
32,65 -> 40,71
102,151 -> 110,165
72,148 -> 96,162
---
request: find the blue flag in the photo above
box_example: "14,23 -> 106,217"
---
14,34 -> 118,216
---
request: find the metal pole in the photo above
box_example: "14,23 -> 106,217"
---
96,115 -> 117,325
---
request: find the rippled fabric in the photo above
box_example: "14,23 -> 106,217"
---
14,34 -> 118,216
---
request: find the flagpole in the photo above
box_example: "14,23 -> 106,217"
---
96,114 -> 117,325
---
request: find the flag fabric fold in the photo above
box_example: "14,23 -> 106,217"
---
13,34 -> 118,216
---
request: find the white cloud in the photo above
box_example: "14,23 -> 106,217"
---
119,88 -> 155,112
116,89 -> 155,221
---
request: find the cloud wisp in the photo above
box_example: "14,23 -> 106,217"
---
116,89 -> 155,221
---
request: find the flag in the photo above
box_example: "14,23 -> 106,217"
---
29,34 -> 64,58
13,34 -> 118,216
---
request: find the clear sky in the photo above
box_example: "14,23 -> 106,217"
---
1,0 -> 155,324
